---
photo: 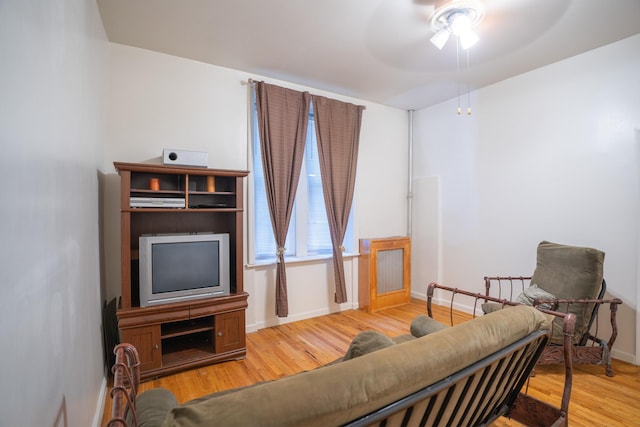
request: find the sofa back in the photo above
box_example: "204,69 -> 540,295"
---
346,328 -> 550,426
161,305 -> 552,427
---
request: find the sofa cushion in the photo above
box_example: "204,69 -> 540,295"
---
531,240 -> 604,344
410,315 -> 449,337
161,305 -> 551,427
392,334 -> 417,344
342,330 -> 395,360
481,302 -> 503,314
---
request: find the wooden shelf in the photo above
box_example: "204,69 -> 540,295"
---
131,189 -> 186,195
122,207 -> 241,213
188,191 -> 235,195
162,335 -> 215,367
161,317 -> 214,339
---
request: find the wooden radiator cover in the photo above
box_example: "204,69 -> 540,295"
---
358,237 -> 411,312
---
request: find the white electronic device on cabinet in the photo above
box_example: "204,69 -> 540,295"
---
162,149 -> 208,168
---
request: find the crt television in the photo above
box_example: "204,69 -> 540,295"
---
138,232 -> 230,307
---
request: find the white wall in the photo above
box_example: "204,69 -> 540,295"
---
104,43 -> 409,331
0,1 -> 109,426
412,35 -> 640,362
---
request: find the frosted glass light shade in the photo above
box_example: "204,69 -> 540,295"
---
450,13 -> 471,36
460,31 -> 479,49
430,29 -> 450,50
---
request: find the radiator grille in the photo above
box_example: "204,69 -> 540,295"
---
376,248 -> 405,294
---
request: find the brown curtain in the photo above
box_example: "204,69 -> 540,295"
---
312,95 -> 364,304
255,81 -> 311,317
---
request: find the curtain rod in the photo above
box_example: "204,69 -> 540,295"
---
245,78 -> 366,110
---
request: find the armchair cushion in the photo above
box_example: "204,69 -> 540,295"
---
530,240 -> 604,344
516,284 -> 556,310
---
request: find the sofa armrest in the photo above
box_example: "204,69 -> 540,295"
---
107,343 -> 178,427
107,344 -> 140,427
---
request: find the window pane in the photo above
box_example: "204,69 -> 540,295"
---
252,107 -> 294,260
305,116 -> 332,255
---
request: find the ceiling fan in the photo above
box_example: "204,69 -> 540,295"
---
429,0 -> 485,50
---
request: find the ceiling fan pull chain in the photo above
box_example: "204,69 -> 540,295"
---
457,38 -> 461,115
467,48 -> 472,115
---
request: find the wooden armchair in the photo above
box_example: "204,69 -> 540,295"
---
428,240 -> 623,376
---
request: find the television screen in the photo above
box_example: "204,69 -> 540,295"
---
139,232 -> 230,307
152,241 -> 220,293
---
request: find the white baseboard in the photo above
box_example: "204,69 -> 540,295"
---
421,294 -> 482,318
246,302 -> 358,332
611,349 -> 636,365
93,374 -> 108,427
410,290 -> 426,301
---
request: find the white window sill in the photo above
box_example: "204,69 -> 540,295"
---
246,252 -> 359,268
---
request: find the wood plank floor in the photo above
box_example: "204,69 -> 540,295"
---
101,300 -> 640,426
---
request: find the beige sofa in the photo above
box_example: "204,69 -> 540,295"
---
108,305 -> 573,427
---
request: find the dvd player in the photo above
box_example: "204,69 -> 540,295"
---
130,197 -> 186,208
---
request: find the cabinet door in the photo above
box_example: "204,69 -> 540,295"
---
215,311 -> 246,354
120,325 -> 161,372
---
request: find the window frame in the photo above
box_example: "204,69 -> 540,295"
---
246,93 -> 356,266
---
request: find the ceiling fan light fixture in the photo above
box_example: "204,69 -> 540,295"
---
430,29 -> 451,50
428,0 -> 484,115
429,0 -> 485,50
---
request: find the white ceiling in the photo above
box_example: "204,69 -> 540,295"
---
97,0 -> 640,111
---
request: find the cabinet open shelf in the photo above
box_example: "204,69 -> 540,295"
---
114,162 -> 249,380
162,332 -> 215,367
131,188 -> 186,194
161,317 -> 214,339
188,191 -> 234,195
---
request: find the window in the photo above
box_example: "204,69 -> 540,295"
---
249,100 -> 354,264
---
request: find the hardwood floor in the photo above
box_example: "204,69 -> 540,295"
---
101,299 -> 640,426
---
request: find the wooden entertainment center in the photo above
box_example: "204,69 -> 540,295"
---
114,162 -> 249,380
